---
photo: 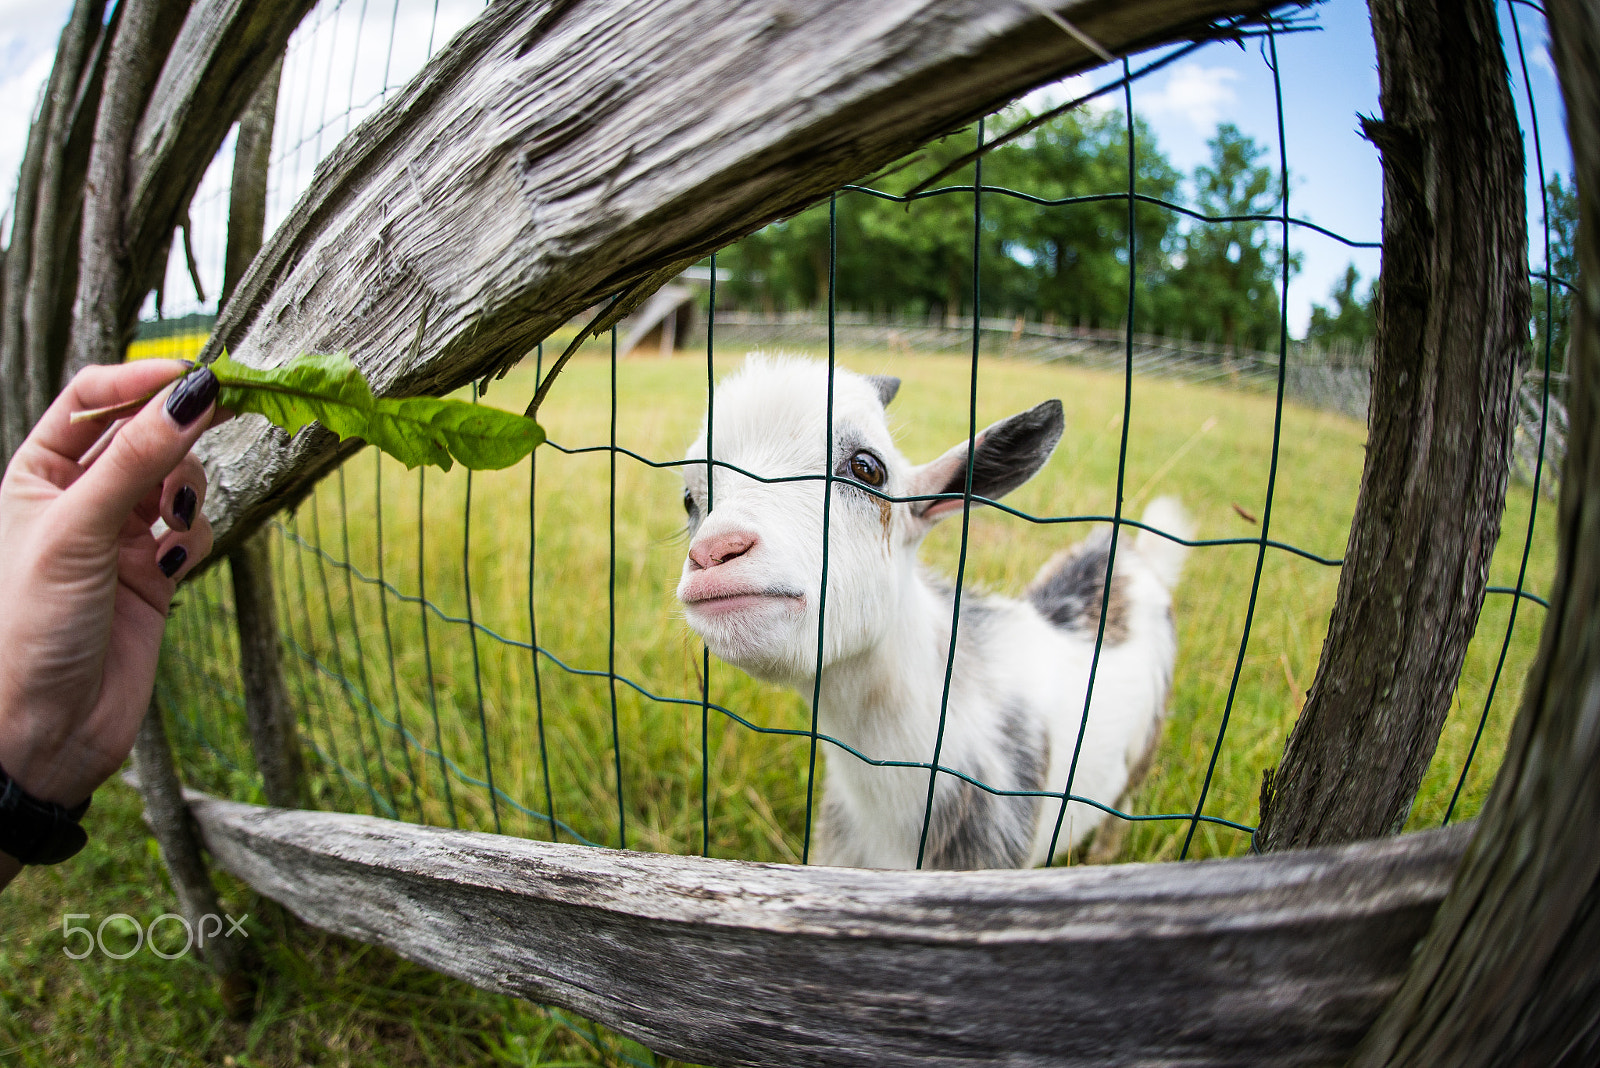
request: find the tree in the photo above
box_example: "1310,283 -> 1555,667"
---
1529,172 -> 1577,375
1158,123 -> 1297,351
991,109 -> 1181,332
1306,263 -> 1375,354
716,109 -> 1183,328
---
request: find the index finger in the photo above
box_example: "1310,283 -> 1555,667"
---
22,361 -> 194,466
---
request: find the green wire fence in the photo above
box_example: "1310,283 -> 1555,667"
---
155,1 -> 1564,877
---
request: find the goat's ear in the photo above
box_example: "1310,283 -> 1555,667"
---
868,375 -> 901,407
909,400 -> 1063,524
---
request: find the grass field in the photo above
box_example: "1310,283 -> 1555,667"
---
168,340 -> 1555,860
0,783 -> 656,1066
127,331 -> 211,363
4,340 -> 1558,1065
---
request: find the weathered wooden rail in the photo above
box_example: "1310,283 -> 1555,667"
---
189,0 -> 1283,557
190,792 -> 1471,1067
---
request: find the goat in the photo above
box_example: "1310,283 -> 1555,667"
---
675,355 -> 1190,869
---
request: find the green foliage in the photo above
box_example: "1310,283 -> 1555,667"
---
165,347 -> 1552,861
990,111 -> 1182,333
717,109 -> 1183,327
1531,173 -> 1578,374
718,116 -> 1296,347
1305,263 -> 1374,352
211,352 -> 545,471
0,785 -> 637,1066
1154,124 -> 1297,350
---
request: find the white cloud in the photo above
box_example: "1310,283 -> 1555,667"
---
1532,41 -> 1556,80
0,0 -> 71,241
0,0 -> 73,65
152,0 -> 488,318
1138,63 -> 1241,132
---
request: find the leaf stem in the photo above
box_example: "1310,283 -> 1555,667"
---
70,390 -> 161,424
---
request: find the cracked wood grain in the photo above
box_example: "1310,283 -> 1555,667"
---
1254,0 -> 1530,853
187,0 -> 1282,558
189,790 -> 1469,1068
1351,1 -> 1600,1061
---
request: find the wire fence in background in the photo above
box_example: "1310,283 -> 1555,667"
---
155,0 -> 1563,873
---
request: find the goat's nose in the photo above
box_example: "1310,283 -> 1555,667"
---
689,531 -> 757,570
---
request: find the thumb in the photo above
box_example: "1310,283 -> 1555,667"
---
64,367 -> 220,538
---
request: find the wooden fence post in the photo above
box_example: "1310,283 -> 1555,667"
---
131,700 -> 252,1012
222,53 -> 304,811
1256,0 -> 1531,851
0,0 -> 104,462
231,530 -> 304,809
221,53 -> 280,307
1351,1 -> 1600,1059
67,0 -> 190,379
0,0 -> 314,468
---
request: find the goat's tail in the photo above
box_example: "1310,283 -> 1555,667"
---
1133,496 -> 1192,591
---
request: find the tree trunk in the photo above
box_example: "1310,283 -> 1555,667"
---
67,0 -> 189,378
1256,0 -> 1529,851
221,54 -> 281,308
1352,3 -> 1600,1058
222,61 -> 302,810
131,701 -> 252,1009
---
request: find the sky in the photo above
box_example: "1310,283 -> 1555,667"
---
0,0 -> 1575,335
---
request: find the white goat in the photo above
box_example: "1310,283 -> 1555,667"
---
675,355 -> 1190,869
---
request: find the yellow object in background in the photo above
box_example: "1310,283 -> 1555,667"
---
126,332 -> 209,362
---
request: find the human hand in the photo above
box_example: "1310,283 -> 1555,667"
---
0,360 -> 226,814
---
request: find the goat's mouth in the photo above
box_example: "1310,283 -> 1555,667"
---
680,586 -> 805,618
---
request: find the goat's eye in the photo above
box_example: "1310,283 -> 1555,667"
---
848,450 -> 886,488
683,490 -> 697,516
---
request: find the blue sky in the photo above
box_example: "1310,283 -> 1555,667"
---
1021,0 -> 1570,330
0,0 -> 1574,334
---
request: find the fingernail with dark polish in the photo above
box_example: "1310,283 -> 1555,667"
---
159,546 -> 188,578
165,367 -> 218,427
173,485 -> 197,531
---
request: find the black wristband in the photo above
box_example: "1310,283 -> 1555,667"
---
0,761 -> 91,865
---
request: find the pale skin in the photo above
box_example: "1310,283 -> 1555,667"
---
0,360 -> 226,892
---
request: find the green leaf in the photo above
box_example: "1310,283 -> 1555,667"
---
210,351 -> 544,471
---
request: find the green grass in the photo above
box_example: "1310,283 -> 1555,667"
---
170,341 -> 1552,859
7,341 -> 1557,1065
0,783 -> 656,1067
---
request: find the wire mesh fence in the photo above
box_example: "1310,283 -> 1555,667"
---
152,0 -> 1564,879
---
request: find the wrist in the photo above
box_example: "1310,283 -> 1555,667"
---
0,760 -> 92,865
0,710 -> 100,809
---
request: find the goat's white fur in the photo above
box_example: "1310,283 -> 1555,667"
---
676,355 -> 1189,869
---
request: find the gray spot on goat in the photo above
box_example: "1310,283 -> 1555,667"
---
924,703 -> 1046,870
923,576 -> 1001,648
1028,533 -> 1130,644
